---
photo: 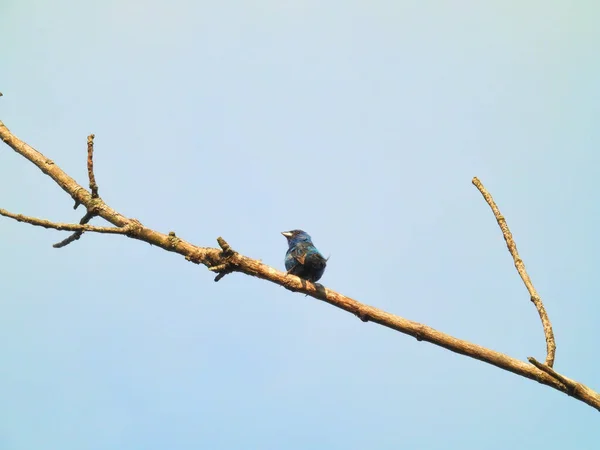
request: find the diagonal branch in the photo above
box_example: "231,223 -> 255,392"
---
472,177 -> 556,368
0,119 -> 598,411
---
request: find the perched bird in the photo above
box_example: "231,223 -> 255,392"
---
281,229 -> 327,282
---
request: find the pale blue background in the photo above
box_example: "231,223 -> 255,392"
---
1,1 -> 599,449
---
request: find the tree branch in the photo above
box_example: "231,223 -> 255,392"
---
472,177 -> 556,368
0,208 -> 130,236
0,119 -> 598,411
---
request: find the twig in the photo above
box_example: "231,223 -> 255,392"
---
217,236 -> 234,256
472,177 -> 556,368
0,208 -> 129,236
56,134 -> 101,247
87,134 -> 99,198
53,211 -> 95,248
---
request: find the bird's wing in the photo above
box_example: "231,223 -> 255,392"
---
290,246 -> 306,265
291,244 -> 327,266
305,251 -> 327,268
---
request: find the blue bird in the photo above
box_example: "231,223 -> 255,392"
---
282,230 -> 327,282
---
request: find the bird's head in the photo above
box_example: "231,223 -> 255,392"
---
281,229 -> 312,247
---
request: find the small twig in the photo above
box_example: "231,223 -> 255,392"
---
210,263 -> 234,282
57,134 -> 100,246
0,208 -> 128,236
217,236 -> 234,256
53,233 -> 82,248
53,211 -> 95,248
473,177 -> 556,367
87,134 -> 99,198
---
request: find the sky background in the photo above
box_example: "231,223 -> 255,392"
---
1,1 -> 599,449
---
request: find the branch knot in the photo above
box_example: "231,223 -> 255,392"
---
168,231 -> 181,249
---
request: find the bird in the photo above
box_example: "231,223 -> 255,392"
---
281,229 -> 327,282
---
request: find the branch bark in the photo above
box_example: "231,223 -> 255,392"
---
1,119 -> 598,412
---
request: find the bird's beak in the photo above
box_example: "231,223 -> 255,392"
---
281,231 -> 293,238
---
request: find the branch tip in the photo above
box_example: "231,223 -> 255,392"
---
53,232 -> 83,248
210,263 -> 233,282
474,178 -> 556,368
214,272 -> 228,282
216,236 -> 234,256
87,133 -> 99,198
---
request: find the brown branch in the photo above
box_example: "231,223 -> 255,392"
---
472,177 -> 556,368
0,208 -> 129,236
0,119 -> 598,411
87,134 -> 99,198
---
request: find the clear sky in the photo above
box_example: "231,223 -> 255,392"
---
1,1 -> 599,449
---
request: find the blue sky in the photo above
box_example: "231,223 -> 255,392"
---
1,1 -> 599,449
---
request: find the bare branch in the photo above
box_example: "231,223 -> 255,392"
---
0,208 -> 129,236
472,177 -> 556,368
87,134 -> 99,198
1,119 -> 598,411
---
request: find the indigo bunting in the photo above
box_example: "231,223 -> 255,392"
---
282,230 -> 327,282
